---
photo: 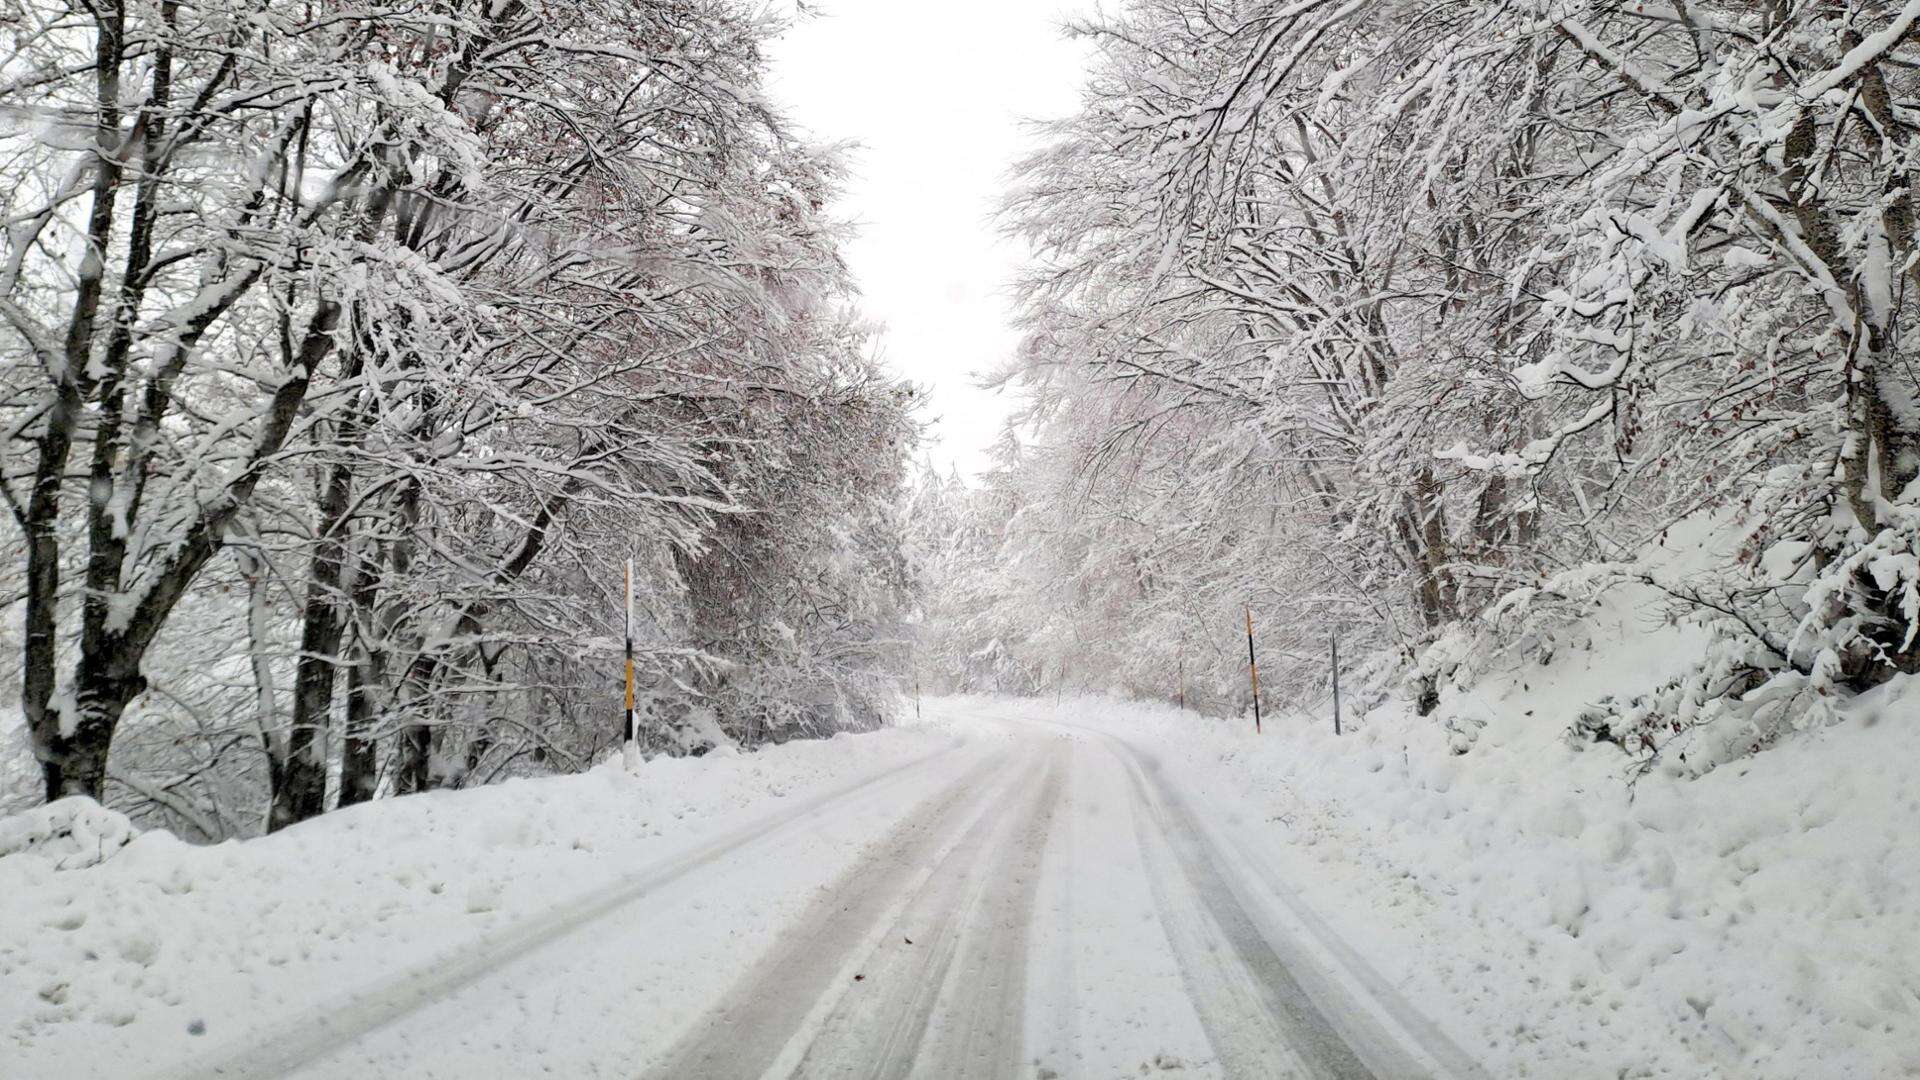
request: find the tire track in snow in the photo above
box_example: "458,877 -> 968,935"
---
1007,709 -> 1485,1080
910,740 -> 1062,1077
851,739 -> 1063,1078
1023,733 -> 1220,1079
1102,727 -> 1488,1080
1121,746 -> 1376,1078
644,734 -> 1069,1079
148,736 -> 976,1080
1136,751 -> 1491,1080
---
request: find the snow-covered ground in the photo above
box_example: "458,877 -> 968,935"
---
0,725 -> 965,1078
937,686 -> 1918,1079
938,563 -> 1920,1078
3,641 -> 1914,1078
3,706 -> 1485,1080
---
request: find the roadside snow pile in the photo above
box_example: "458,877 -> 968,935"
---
0,798 -> 137,870
0,722 -> 950,1079
940,581 -> 1920,1077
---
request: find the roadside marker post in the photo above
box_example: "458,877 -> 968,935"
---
1245,606 -> 1262,734
1331,634 -> 1342,735
1177,625 -> 1189,712
624,558 -> 636,745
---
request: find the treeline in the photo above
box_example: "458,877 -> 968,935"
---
0,0 -> 917,836
916,0 -> 1920,772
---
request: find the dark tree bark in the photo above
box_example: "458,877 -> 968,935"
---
386,481 -> 577,795
337,562 -> 388,809
270,357 -> 367,832
36,301 -> 342,800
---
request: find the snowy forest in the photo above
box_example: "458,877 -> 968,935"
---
0,0 -> 919,837
5,1 -> 1920,1077
915,0 -> 1920,776
5,0 -> 1920,852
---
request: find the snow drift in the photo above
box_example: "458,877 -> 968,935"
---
936,564 -> 1920,1077
0,725 -> 953,1078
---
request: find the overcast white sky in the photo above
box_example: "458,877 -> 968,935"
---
767,1 -> 1094,478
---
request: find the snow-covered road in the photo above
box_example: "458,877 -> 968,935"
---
139,705 -> 1483,1080
18,684 -> 1915,1079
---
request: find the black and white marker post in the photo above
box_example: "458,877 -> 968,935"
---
1245,606 -> 1262,734
623,558 -> 638,763
1331,634 -> 1341,735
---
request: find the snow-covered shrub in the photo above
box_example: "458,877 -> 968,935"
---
0,799 -> 136,870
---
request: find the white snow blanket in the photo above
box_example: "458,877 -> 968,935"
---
1,629 -> 1914,1078
0,798 -> 137,870
0,727 -> 957,1078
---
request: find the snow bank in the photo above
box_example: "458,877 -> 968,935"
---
0,722 -> 952,1078
0,798 -> 137,870
941,589 -> 1920,1077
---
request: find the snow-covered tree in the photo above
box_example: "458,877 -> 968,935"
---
931,0 -> 1920,768
0,0 -> 919,831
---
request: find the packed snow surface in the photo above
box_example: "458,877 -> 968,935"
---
3,683 -> 1916,1077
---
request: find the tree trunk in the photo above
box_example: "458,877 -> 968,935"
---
337,629 -> 384,808
49,657 -> 146,800
381,476 -> 578,796
392,721 -> 435,796
23,7 -> 125,802
271,450 -> 358,831
273,507 -> 346,828
22,391 -> 80,802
